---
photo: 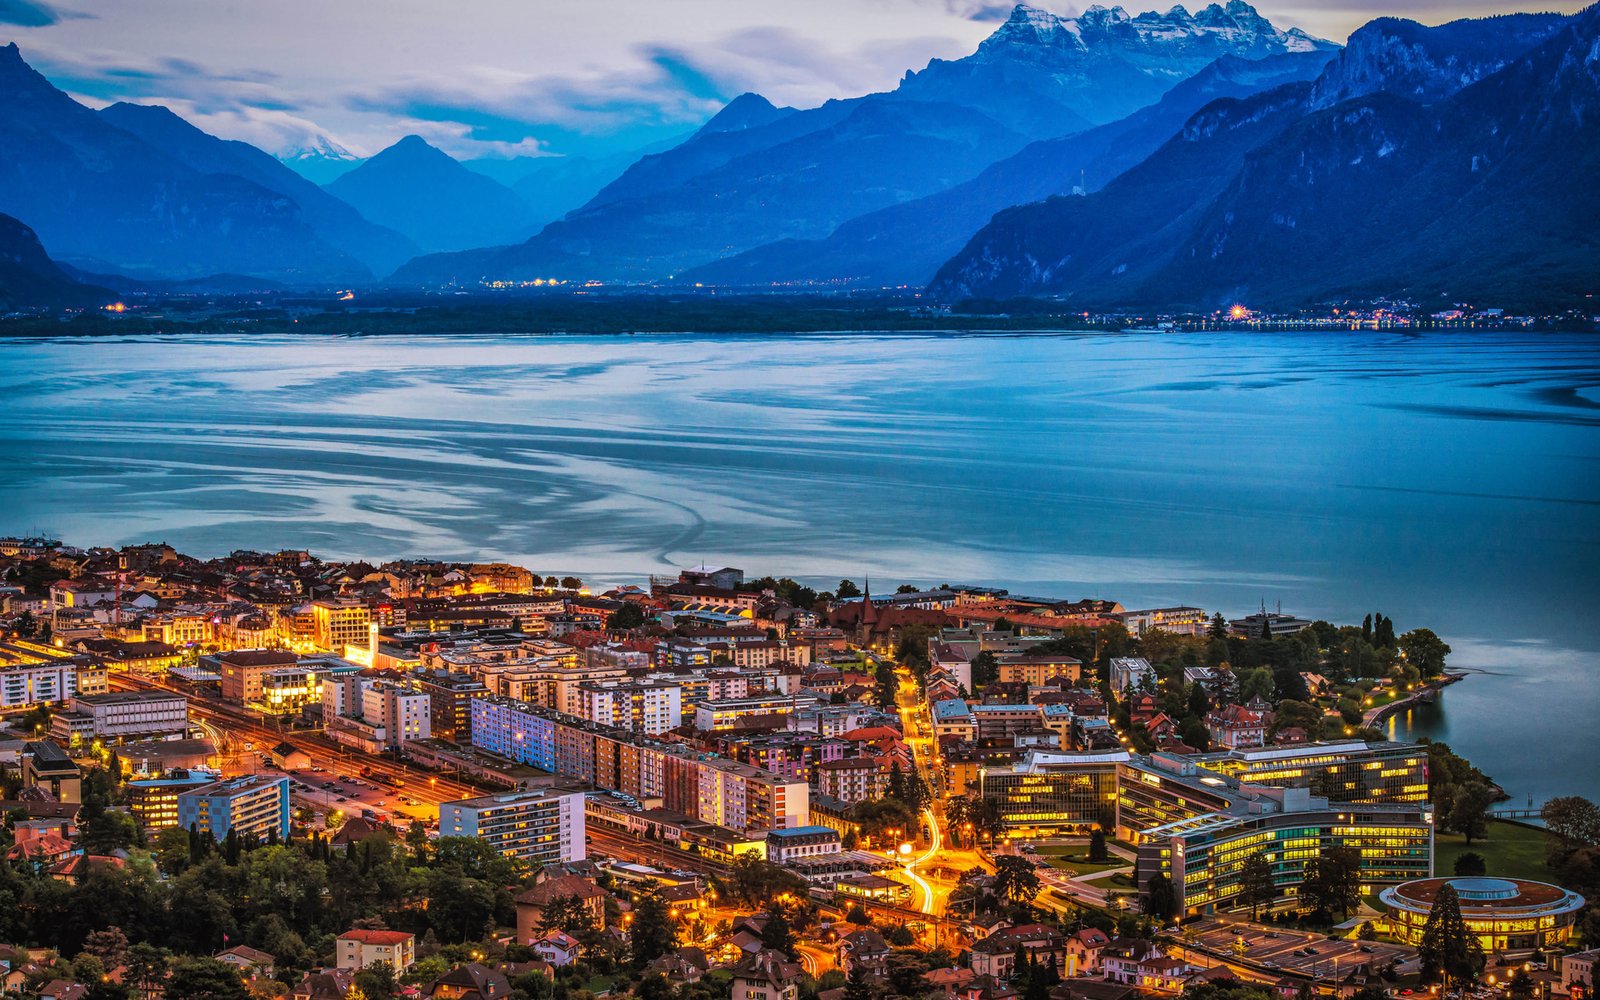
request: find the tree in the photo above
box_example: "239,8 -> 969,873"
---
1542,796 -> 1600,864
83,927 -> 130,969
993,856 -> 1041,905
1088,829 -> 1109,863
606,604 -> 646,630
1419,884 -> 1484,989
1448,782 -> 1494,844
1143,873 -> 1177,920
837,580 -> 861,599
845,904 -> 872,926
760,908 -> 795,955
125,944 -> 170,1000
1509,970 -> 1535,1000
971,651 -> 998,687
636,976 -> 673,1000
874,666 -> 899,711
842,964 -> 875,1000
353,963 -> 397,1000
1237,668 -> 1275,704
164,959 -> 251,1000
1453,852 -> 1488,877
539,894 -> 596,934
1209,613 -> 1228,639
559,576 -> 582,591
1237,852 -> 1276,920
1302,847 -> 1361,920
629,887 -> 679,967
1400,628 -> 1451,678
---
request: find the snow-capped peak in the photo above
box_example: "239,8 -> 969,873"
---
278,135 -> 359,163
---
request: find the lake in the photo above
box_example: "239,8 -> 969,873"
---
3,328 -> 1597,803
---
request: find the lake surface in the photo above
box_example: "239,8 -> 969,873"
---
3,329 -> 1598,803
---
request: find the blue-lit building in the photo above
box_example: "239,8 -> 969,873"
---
176,774 -> 290,840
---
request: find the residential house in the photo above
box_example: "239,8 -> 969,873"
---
214,946 -> 275,981
837,928 -> 889,976
335,929 -> 415,973
731,949 -> 805,1000
515,875 -> 608,943
428,964 -> 511,1000
532,931 -> 580,968
1066,928 -> 1110,975
969,924 -> 1066,980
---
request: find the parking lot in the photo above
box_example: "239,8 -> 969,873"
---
255,760 -> 438,828
1186,915 -> 1414,977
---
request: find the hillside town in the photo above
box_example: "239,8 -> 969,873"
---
0,536 -> 1596,1000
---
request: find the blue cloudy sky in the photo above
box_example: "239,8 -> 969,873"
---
2,0 -> 1588,162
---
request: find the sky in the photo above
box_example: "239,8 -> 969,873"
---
2,0 -> 1589,164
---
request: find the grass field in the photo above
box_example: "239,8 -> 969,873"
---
1434,819 -> 1552,882
1042,854 -> 1126,876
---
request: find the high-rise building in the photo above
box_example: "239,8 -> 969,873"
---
439,787 -> 586,864
311,600 -> 371,653
576,679 -> 682,735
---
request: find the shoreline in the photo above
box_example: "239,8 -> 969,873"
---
1362,671 -> 1466,728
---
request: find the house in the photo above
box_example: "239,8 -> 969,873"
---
924,968 -> 977,996
730,949 -> 805,1000
428,964 -> 511,1000
514,875 -> 608,943
642,948 -> 712,984
37,981 -> 88,1000
214,945 -> 275,980
1066,928 -> 1110,975
837,928 -> 890,976
955,974 -> 1017,1000
1102,942 -> 1186,991
292,970 -> 356,1000
532,931 -> 580,968
969,924 -> 1067,980
729,915 -> 770,954
1205,704 -> 1267,749
335,929 -> 415,973
1562,948 -> 1600,998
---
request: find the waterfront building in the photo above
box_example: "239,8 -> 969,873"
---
1121,753 -> 1432,915
766,825 -> 842,863
1379,877 -> 1586,951
311,600 -> 371,653
1228,611 -> 1313,638
1118,607 -> 1210,637
176,775 -> 291,841
1191,741 -> 1430,805
438,787 -> 586,865
1109,657 -> 1155,695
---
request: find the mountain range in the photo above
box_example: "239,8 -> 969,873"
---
393,1 -> 1332,286
0,211 -> 113,311
928,9 -> 1595,309
0,1 -> 1594,310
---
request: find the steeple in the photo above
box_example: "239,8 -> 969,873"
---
861,576 -> 878,626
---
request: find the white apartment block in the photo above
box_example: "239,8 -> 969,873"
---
439,787 -> 586,865
577,680 -> 682,735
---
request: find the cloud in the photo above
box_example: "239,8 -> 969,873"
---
0,0 -> 59,26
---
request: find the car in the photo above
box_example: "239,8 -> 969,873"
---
1264,932 -> 1279,939
1359,945 -> 1374,954
1304,947 -> 1319,956
1262,962 -> 1279,970
336,796 -> 347,802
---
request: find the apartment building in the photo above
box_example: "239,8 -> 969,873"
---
470,696 -> 809,834
438,787 -> 586,865
177,775 -> 291,841
54,691 -> 187,742
576,679 -> 682,735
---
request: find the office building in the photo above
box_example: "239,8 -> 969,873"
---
128,772 -> 217,829
979,750 -> 1128,837
439,787 -> 586,865
177,775 -> 291,841
311,600 -> 371,653
1122,753 -> 1432,916
1191,740 -> 1430,805
55,691 -> 187,742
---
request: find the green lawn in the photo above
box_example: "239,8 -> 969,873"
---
1041,854 -> 1126,876
1434,820 -> 1552,882
1084,870 -> 1137,890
